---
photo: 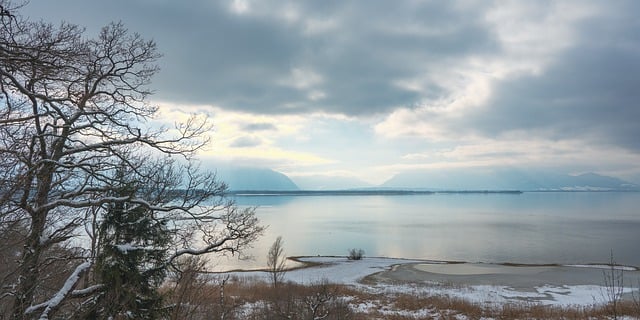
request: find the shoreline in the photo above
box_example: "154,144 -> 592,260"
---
210,255 -> 639,274
210,256 -> 640,306
366,261 -> 640,287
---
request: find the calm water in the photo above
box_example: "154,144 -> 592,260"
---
212,192 -> 640,270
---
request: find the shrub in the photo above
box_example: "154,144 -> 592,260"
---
347,248 -> 365,260
258,280 -> 352,320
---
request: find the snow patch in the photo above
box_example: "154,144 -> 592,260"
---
565,264 -> 638,271
114,243 -> 158,253
225,257 -> 426,285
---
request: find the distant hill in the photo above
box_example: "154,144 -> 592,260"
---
210,165 -> 638,192
215,167 -> 299,191
290,175 -> 373,190
381,168 -> 639,191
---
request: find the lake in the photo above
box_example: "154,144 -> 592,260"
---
211,192 -> 640,270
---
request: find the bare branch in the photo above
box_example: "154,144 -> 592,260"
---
1,4 -> 263,318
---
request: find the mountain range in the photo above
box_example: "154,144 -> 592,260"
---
215,167 -> 299,191
289,175 -> 372,190
214,166 -> 638,192
381,168 -> 638,191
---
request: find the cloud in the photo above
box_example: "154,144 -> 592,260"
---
375,0 -> 640,154
462,2 -> 640,151
380,136 -> 640,179
242,122 -> 277,132
17,1 -> 640,180
199,145 -> 334,170
21,0 -> 497,116
229,136 -> 263,148
21,1 -> 638,120
153,102 -> 335,169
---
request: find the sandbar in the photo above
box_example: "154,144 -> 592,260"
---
368,262 -> 640,291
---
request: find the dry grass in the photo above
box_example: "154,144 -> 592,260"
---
162,276 -> 640,319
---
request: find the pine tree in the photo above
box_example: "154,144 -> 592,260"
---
91,170 -> 170,319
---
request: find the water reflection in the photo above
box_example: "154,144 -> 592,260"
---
231,195 -> 299,207
212,192 -> 640,271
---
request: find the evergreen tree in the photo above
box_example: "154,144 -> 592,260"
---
91,170 -> 170,319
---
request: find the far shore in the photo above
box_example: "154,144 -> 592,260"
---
227,189 -> 524,196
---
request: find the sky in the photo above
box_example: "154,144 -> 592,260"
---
20,0 -> 640,185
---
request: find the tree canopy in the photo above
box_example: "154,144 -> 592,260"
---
0,2 -> 263,319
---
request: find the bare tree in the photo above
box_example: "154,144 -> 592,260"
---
0,2 -> 263,319
602,251 -> 625,320
267,236 -> 287,288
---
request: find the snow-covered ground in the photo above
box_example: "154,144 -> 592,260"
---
225,256 -> 434,284
222,256 -> 639,307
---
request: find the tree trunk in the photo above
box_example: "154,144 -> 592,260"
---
12,213 -> 46,319
12,165 -> 54,319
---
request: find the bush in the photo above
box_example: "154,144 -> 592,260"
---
347,248 -> 365,260
258,280 -> 352,320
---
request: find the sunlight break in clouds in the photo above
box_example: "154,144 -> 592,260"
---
230,0 -> 250,14
278,67 -> 327,101
155,102 -> 333,169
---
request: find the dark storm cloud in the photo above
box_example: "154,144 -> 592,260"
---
463,2 -> 640,151
21,0 -> 495,115
280,1 -> 497,115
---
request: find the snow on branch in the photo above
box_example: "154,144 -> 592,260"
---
40,196 -> 130,212
115,243 -> 161,253
70,284 -> 104,298
25,261 -> 92,319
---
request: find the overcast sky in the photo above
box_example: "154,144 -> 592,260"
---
22,0 -> 640,184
